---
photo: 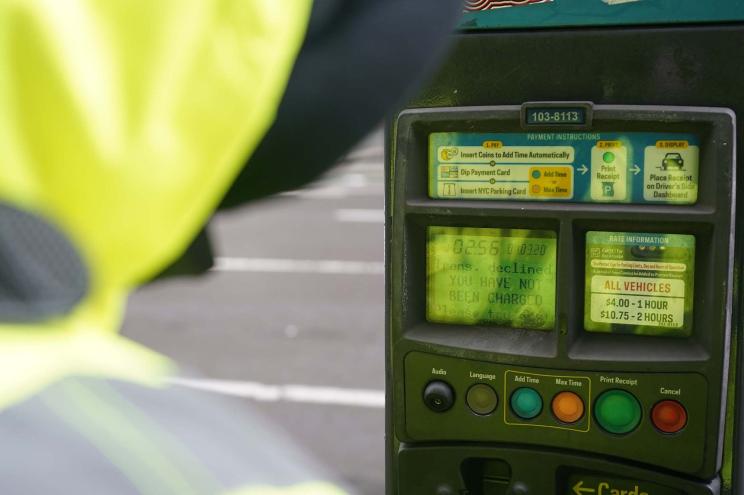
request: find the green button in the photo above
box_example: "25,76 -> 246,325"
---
510,387 -> 543,419
595,390 -> 642,434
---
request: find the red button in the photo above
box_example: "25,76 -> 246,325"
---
651,400 -> 687,433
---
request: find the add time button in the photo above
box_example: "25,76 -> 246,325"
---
595,389 -> 642,434
510,387 -> 543,419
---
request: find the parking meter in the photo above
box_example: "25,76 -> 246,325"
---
386,3 -> 744,494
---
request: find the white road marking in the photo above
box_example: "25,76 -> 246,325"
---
169,377 -> 385,409
344,161 -> 383,171
284,186 -> 383,199
345,146 -> 384,161
213,257 -> 384,275
334,208 -> 384,223
282,171 -> 383,199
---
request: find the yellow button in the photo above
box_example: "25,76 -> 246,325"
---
552,391 -> 585,424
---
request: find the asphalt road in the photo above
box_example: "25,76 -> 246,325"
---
122,131 -> 386,494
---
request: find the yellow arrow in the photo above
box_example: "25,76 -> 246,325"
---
573,481 -> 596,495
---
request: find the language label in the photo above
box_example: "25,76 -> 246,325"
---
426,227 -> 557,330
585,231 -> 695,337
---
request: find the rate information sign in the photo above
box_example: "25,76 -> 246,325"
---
584,231 -> 696,337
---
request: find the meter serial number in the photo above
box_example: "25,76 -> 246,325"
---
526,109 -> 584,125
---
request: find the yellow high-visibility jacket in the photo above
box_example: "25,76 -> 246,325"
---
0,0 -> 306,408
0,1 -> 347,494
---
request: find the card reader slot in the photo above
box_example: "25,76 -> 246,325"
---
461,458 -> 512,495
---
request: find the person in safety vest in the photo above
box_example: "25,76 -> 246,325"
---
0,1 -> 461,494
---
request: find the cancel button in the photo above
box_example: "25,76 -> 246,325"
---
567,474 -> 684,495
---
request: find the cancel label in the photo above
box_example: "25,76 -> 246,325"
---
569,476 -> 683,495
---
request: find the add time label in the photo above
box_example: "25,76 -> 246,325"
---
584,231 -> 695,337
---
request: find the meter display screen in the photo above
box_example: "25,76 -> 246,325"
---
584,231 -> 695,337
427,227 -> 557,330
429,132 -> 700,204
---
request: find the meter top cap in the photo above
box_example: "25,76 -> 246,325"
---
460,0 -> 744,30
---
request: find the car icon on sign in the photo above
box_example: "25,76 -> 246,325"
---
661,152 -> 684,170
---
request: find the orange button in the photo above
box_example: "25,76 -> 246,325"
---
551,391 -> 585,424
652,400 -> 687,433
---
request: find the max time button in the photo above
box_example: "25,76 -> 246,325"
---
552,391 -> 585,424
595,389 -> 642,434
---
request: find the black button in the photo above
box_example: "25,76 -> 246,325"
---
423,381 -> 455,412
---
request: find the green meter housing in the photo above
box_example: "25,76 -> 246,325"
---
386,6 -> 744,494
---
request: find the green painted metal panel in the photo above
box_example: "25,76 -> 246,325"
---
460,0 -> 744,30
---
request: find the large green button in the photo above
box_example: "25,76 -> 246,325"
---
595,389 -> 642,434
510,387 -> 543,419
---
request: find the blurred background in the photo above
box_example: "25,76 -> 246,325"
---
122,129 -> 386,495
